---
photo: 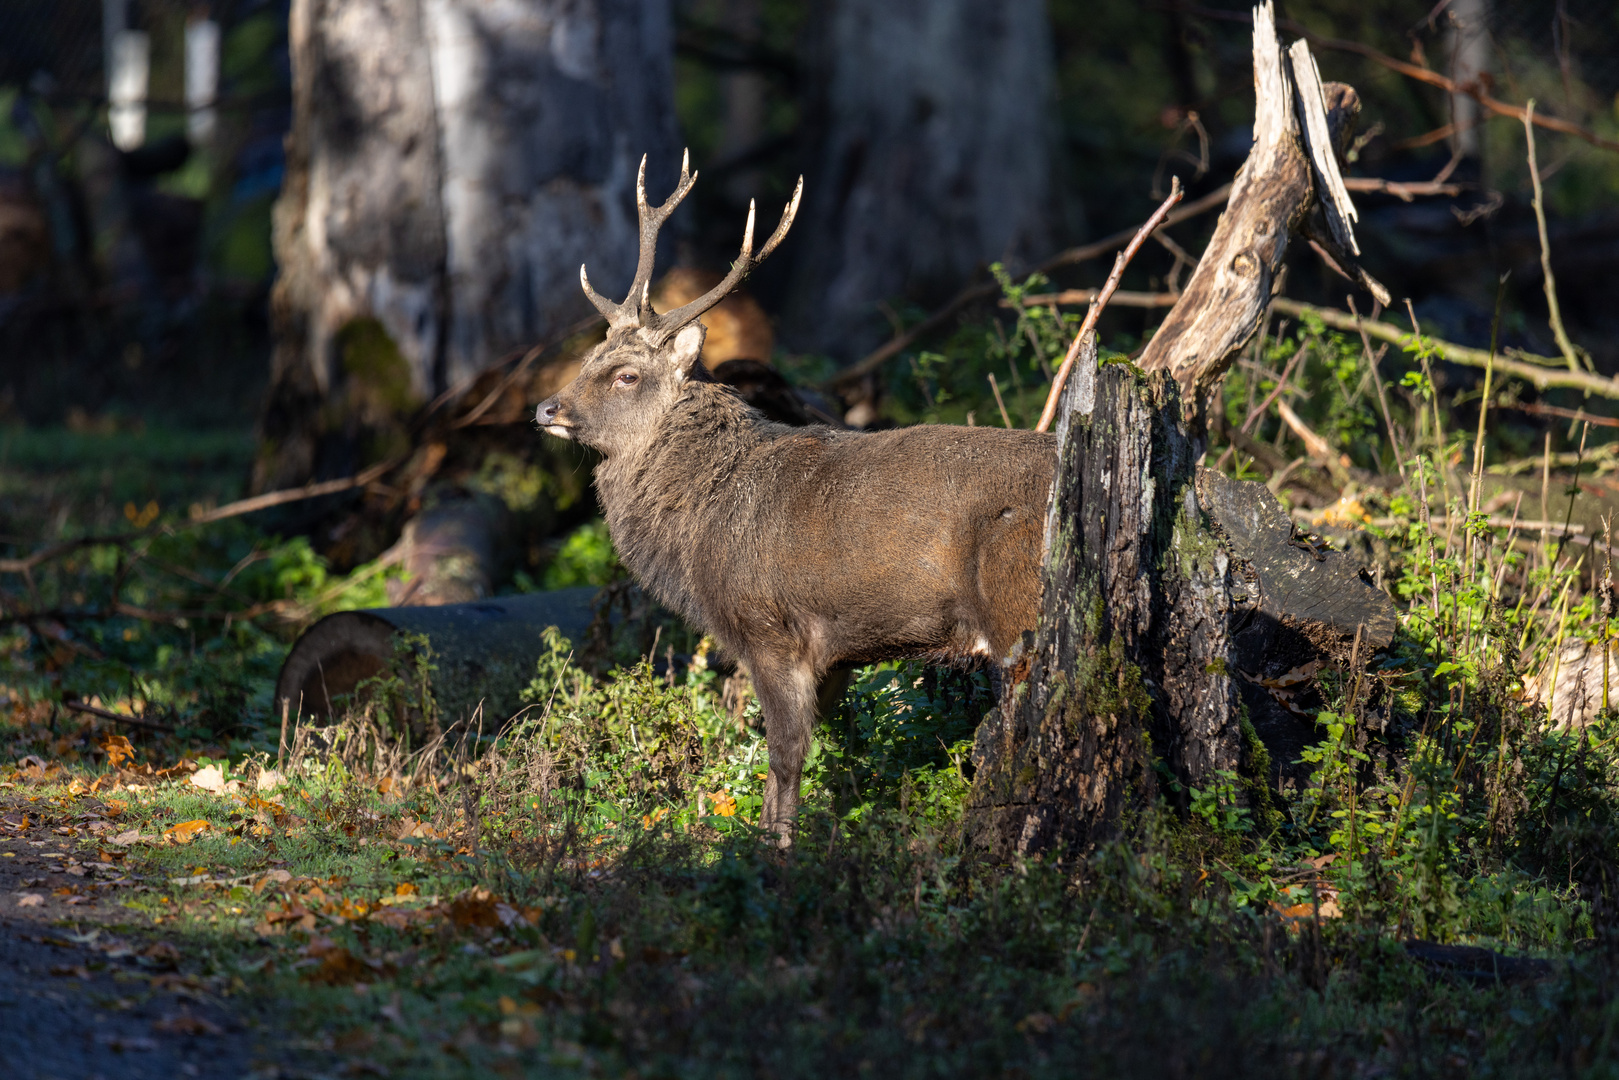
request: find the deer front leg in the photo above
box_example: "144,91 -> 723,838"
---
750,657 -> 819,846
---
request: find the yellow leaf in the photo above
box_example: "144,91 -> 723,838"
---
164,820 -> 211,844
394,882 -> 418,897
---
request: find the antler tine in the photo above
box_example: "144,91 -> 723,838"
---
647,175 -> 805,342
756,175 -> 804,262
580,263 -> 636,329
622,149 -> 698,323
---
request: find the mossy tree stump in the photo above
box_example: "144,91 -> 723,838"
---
965,342 -> 1244,858
965,4 -> 1399,859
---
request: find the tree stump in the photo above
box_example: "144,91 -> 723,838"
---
964,3 -> 1399,859
964,340 -> 1396,859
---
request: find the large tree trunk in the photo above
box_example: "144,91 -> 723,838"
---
257,0 -> 678,495
965,2 -> 1398,860
783,0 -> 1060,363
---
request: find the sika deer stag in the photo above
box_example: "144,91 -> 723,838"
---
536,152 -> 1056,841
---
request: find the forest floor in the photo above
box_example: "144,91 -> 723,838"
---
4,296 -> 1619,1078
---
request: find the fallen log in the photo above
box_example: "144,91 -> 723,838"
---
274,587 -> 600,723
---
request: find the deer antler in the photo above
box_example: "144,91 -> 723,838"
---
579,150 -> 803,340
647,176 -> 803,343
580,150 -> 699,331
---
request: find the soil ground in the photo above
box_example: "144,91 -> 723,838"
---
0,795 -> 294,1080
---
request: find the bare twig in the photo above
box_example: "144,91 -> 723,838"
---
1341,176 -> 1464,202
1179,5 -> 1619,154
1269,298 -> 1619,399
828,180 -> 1230,390
1005,289 -> 1179,311
1277,400 -> 1351,488
1035,179 -> 1185,433
1522,100 -> 1584,374
1346,296 -> 1406,484
452,313 -> 604,428
1243,341 -> 1309,434
1015,288 -> 1618,400
987,374 -> 1013,429
63,700 -> 176,734
1499,402 -> 1619,429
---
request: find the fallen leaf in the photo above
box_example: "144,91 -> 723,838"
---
98,734 -> 136,770
102,799 -> 127,818
164,820 -> 211,844
108,829 -> 141,846
50,963 -> 92,979
447,888 -> 502,929
190,766 -> 226,794
394,882 -> 419,897
255,768 -> 284,792
300,938 -> 390,986
15,893 -> 44,907
254,869 -> 293,892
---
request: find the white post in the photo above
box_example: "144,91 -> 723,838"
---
108,29 -> 150,151
186,17 -> 222,144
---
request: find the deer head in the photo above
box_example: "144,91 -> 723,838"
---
535,151 -> 803,459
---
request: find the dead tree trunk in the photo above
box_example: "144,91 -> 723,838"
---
965,2 -> 1397,860
783,0 -> 1060,363
257,0 -> 678,495
965,344 -> 1242,856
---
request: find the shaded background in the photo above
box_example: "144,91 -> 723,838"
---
1,0 -> 1616,589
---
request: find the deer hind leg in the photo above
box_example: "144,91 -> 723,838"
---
751,657 -> 820,846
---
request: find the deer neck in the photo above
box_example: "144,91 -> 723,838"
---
593,383 -> 765,624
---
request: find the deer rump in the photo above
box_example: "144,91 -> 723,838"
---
534,149 -> 1056,840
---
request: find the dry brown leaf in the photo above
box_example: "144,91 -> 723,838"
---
447,888 -> 502,929
15,893 -> 44,907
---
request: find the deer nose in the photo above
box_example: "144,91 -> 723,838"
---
535,399 -> 560,425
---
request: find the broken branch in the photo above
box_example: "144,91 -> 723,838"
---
1035,178 -> 1185,433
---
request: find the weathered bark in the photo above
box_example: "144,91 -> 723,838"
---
966,5 -> 1401,859
1138,4 -> 1378,410
258,0 -> 678,494
784,0 -> 1060,362
965,343 -> 1241,858
260,0 -> 449,493
964,341 -> 1396,859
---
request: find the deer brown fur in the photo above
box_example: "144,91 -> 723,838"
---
536,153 -> 1056,839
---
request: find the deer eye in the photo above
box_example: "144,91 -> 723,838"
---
614,371 -> 639,387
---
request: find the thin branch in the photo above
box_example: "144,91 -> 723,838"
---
1035,179 -> 1185,433
827,181 -> 1231,390
1523,100 -> 1584,373
1004,289 -> 1179,310
1499,402 -> 1619,429
1178,4 -> 1619,154
1341,176 -> 1465,202
1268,298 -> 1619,399
63,700 -> 176,734
1015,289 -> 1614,400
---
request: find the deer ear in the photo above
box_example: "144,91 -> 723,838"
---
667,322 -> 706,376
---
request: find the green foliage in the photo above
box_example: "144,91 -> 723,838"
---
541,519 -> 620,590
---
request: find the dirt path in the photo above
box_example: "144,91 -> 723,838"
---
0,797 -> 289,1079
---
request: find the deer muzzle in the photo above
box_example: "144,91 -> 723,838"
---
535,397 -> 573,440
